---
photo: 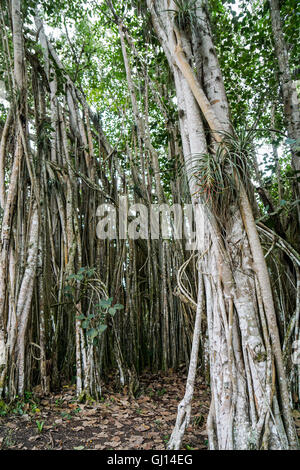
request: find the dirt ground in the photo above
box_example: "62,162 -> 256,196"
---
0,372 -> 210,450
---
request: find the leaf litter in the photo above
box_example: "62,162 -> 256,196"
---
0,372 -> 211,450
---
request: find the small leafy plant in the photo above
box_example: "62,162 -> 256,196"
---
64,267 -> 97,302
0,400 -> 9,416
65,267 -> 124,343
156,388 -> 167,397
185,444 -> 195,450
36,420 -> 45,433
193,414 -> 204,427
76,297 -> 124,342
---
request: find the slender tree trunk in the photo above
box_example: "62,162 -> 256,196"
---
269,0 -> 300,204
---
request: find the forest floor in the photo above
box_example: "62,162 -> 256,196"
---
0,371 -> 210,450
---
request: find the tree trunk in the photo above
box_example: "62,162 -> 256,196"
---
269,0 -> 300,205
147,0 -> 298,449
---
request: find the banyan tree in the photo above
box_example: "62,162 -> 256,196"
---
0,0 -> 299,450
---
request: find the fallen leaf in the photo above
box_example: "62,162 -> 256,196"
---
134,424 -> 150,432
105,441 -> 120,448
29,436 -> 40,442
83,409 -> 97,416
115,421 -> 124,429
6,422 -> 16,428
127,436 -> 144,447
93,432 -> 108,438
143,442 -> 153,449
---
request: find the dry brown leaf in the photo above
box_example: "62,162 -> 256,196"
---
134,424 -> 150,432
28,435 -> 41,442
94,432 -> 108,438
6,422 -> 16,428
83,409 -> 97,416
143,442 -> 153,449
40,400 -> 50,406
114,421 -> 124,429
127,436 -> 144,447
165,414 -> 177,422
105,441 -> 120,448
119,399 -> 130,406
138,396 -> 150,403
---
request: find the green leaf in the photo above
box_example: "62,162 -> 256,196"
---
285,138 -> 296,145
98,324 -> 107,334
67,273 -> 77,280
82,320 -> 89,329
114,304 -> 124,310
76,314 -> 85,320
99,299 -> 112,308
63,285 -> 72,292
87,328 -> 98,339
108,307 -> 116,316
86,268 -> 96,278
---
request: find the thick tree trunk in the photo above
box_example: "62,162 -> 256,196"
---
147,0 -> 298,449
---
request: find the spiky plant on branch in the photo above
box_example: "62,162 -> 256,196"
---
185,128 -> 255,223
164,0 -> 197,31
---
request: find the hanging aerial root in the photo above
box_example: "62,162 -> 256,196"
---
168,254 -> 205,450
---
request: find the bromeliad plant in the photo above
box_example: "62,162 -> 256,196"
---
164,0 -> 197,31
186,128 -> 255,222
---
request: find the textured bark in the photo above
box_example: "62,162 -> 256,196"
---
16,207 -> 39,395
168,271 -> 204,449
0,109 -> 13,209
11,0 -> 24,90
